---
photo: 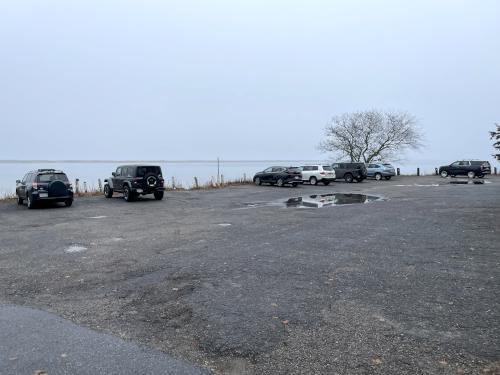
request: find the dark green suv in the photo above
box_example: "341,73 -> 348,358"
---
331,162 -> 368,183
15,169 -> 74,209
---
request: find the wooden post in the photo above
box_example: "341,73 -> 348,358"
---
194,177 -> 199,189
171,176 -> 176,189
243,173 -> 247,182
83,181 -> 88,193
396,168 -> 400,176
217,157 -> 220,184
221,174 -> 225,186
75,179 -> 80,194
417,168 -> 420,176
495,167 -> 498,175
98,179 -> 102,192
435,168 -> 438,176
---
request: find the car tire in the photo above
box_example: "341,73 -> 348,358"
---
467,171 -> 475,179
344,174 -> 353,183
17,195 -> 23,205
154,191 -> 164,200
27,194 -> 35,209
440,170 -> 448,178
104,185 -> 113,198
309,176 -> 317,185
277,178 -> 284,187
356,177 -> 363,182
384,176 -> 392,180
123,186 -> 133,202
292,182 -> 298,187
65,199 -> 73,207
323,181 -> 330,186
375,173 -> 382,181
254,177 -> 261,186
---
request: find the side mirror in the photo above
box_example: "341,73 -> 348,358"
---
112,172 -> 116,177
16,179 -> 21,184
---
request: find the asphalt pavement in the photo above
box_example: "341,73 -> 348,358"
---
0,175 -> 499,374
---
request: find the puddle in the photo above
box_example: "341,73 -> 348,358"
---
243,193 -> 384,209
88,215 -> 107,219
65,245 -> 88,253
285,193 -> 384,208
449,180 -> 485,185
218,223 -> 232,227
395,184 -> 440,187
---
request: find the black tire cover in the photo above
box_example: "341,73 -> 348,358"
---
144,173 -> 158,187
48,180 -> 67,197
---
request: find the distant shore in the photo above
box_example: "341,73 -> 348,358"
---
0,160 -> 322,164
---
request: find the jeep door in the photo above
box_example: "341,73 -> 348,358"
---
112,167 -> 123,191
332,164 -> 344,178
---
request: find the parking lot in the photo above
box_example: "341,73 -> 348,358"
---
0,175 -> 499,374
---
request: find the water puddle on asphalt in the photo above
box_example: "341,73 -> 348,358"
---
243,193 -> 385,209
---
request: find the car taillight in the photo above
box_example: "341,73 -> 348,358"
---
32,182 -> 38,189
320,172 -> 325,175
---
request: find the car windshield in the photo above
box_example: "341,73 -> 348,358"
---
37,173 -> 69,182
383,163 -> 393,167
136,166 -> 162,177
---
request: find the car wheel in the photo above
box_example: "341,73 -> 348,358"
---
154,191 -> 164,200
292,182 -> 298,187
123,186 -> 133,202
104,185 -> 113,198
309,176 -> 317,185
467,171 -> 475,179
65,199 -> 73,207
440,170 -> 448,178
17,195 -> 23,205
384,176 -> 392,180
254,177 -> 261,186
323,181 -> 330,186
356,177 -> 363,182
27,194 -> 35,209
344,173 -> 353,183
277,178 -> 284,187
375,173 -> 382,181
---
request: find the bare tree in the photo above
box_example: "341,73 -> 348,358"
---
490,123 -> 500,160
318,110 -> 424,163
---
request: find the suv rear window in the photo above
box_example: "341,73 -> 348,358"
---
136,166 -> 162,177
37,173 -> 69,182
470,161 -> 489,166
322,166 -> 333,171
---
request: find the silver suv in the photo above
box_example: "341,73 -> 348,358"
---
300,165 -> 336,185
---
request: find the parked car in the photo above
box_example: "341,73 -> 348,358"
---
331,162 -> 367,183
104,165 -> 165,201
366,163 -> 396,180
253,166 -> 302,187
439,160 -> 491,178
300,165 -> 336,185
16,169 -> 73,209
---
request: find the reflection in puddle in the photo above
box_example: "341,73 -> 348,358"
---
286,193 -> 384,208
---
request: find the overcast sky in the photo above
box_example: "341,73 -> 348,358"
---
0,0 -> 499,163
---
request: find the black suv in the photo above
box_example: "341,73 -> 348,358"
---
331,162 -> 367,183
104,165 -> 165,201
439,160 -> 491,178
16,169 -> 73,209
253,166 -> 303,187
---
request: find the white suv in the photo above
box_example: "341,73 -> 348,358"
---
300,165 -> 336,185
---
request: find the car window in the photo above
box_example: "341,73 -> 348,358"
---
21,173 -> 29,183
263,167 -> 272,173
116,167 -> 122,176
136,166 -> 162,176
272,167 -> 284,172
312,166 -> 318,171
302,166 -> 310,171
322,166 -> 332,171
38,173 -> 69,182
451,162 -> 460,167
286,167 -> 301,173
459,161 -> 470,166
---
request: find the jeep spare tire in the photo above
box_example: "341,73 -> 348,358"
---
145,173 -> 158,188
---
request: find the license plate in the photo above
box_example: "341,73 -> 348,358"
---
295,176 -> 299,179
136,189 -> 143,193
39,192 -> 48,198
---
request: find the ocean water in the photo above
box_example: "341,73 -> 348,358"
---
0,160 -> 444,196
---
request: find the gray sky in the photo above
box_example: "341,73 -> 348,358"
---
0,0 -> 499,163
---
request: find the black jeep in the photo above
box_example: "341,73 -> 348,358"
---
16,169 -> 74,209
104,165 -> 165,201
331,162 -> 368,183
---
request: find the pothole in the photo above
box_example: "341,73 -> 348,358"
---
65,244 -> 88,253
